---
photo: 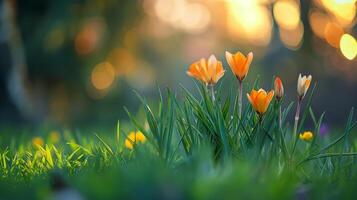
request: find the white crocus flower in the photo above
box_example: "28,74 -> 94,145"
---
297,74 -> 312,99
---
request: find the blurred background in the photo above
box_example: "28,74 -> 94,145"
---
0,0 -> 356,130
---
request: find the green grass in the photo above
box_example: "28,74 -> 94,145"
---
1,78 -> 357,199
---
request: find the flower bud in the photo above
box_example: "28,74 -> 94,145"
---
274,77 -> 284,100
297,74 -> 312,99
299,131 -> 313,142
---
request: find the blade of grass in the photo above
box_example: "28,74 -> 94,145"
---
94,133 -> 114,156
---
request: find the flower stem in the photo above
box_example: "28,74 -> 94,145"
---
258,115 -> 266,155
278,102 -> 289,160
210,84 -> 215,102
259,114 -> 263,125
293,98 -> 301,136
291,98 -> 301,154
279,103 -> 282,131
238,80 -> 243,119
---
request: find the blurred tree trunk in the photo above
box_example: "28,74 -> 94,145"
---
0,0 -> 44,123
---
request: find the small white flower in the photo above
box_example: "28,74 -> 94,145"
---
297,74 -> 312,99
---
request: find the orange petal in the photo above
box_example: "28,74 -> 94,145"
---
225,51 -> 235,69
250,89 -> 258,101
305,79 -> 311,90
226,51 -> 240,78
256,90 -> 267,113
199,58 -> 209,83
264,90 -> 274,112
245,52 -> 253,67
233,52 -> 247,76
213,61 -> 225,83
207,55 -> 217,82
247,93 -> 254,107
274,77 -> 283,95
242,52 -> 253,77
187,63 -> 198,76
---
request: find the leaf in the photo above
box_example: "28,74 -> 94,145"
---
116,120 -> 121,145
298,152 -> 357,166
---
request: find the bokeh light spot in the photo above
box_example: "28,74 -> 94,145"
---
91,62 -> 116,90
154,0 -> 211,33
340,34 -> 357,60
279,22 -> 304,50
75,19 -> 105,55
309,11 -> 330,38
273,0 -> 300,30
107,48 -> 136,76
178,3 -> 211,33
227,0 -> 272,46
324,22 -> 344,48
321,0 -> 356,27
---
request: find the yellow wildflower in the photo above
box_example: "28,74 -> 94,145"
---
125,131 -> 146,150
299,131 -> 313,142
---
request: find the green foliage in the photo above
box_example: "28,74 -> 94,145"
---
1,78 -> 357,199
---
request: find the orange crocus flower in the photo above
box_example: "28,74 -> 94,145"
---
225,51 -> 253,82
186,55 -> 225,86
247,89 -> 274,115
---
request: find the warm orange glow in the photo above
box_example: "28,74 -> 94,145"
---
154,0 -> 182,24
324,22 -> 344,48
107,48 -> 136,76
247,88 -> 274,115
309,11 -> 330,38
279,22 -> 304,50
154,0 -> 211,33
91,62 -> 116,90
178,3 -> 211,33
340,34 -> 357,60
226,0 -> 273,46
273,0 -> 300,30
321,0 -> 356,27
75,19 -> 104,55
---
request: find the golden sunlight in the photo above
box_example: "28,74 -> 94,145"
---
273,0 -> 300,30
226,0 -> 272,46
321,0 -> 356,27
154,0 -> 211,33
